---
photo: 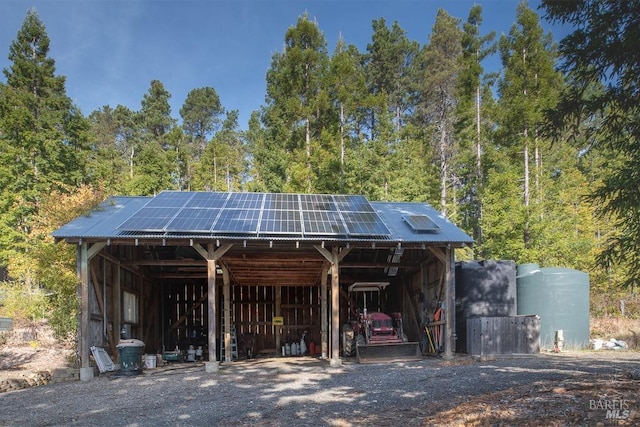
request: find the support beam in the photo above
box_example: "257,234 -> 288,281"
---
222,265 -> 232,362
206,244 -> 219,373
193,242 -> 232,261
320,263 -> 329,359
428,246 -> 447,264
114,260 -> 121,362
330,246 -> 341,366
443,247 -> 456,359
87,242 -> 106,260
78,244 -> 93,381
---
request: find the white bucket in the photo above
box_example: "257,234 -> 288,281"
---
145,354 -> 157,369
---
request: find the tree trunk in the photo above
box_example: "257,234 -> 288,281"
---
340,103 -> 345,192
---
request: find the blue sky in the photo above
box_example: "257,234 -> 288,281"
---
0,0 -> 563,129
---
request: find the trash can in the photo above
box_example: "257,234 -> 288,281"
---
117,339 -> 145,375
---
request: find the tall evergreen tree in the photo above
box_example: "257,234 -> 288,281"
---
179,87 -> 224,189
329,36 -> 366,193
140,79 -> 175,141
245,111 -> 282,192
364,18 -> 419,137
456,5 -> 496,255
126,80 -> 175,195
496,1 -> 562,250
0,8 -> 89,272
263,14 -> 332,192
192,110 -> 246,191
542,0 -> 640,287
87,105 -> 130,193
414,9 -> 463,216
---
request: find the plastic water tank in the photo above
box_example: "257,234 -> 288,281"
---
455,260 -> 517,353
516,263 -> 590,349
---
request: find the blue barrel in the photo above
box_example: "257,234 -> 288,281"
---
517,264 -> 590,349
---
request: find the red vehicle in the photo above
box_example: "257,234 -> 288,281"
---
343,282 -> 420,363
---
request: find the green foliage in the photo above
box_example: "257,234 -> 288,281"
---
261,13 -> 332,193
192,110 -> 246,191
0,280 -> 48,321
0,8 -> 90,269
542,0 -> 640,287
0,3 -> 636,326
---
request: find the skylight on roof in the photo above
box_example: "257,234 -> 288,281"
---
402,214 -> 440,233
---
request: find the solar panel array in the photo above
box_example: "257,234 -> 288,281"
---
117,191 -> 390,238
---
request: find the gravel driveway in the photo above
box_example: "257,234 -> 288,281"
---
0,351 -> 638,426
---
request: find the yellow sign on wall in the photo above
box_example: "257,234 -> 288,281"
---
272,316 -> 284,326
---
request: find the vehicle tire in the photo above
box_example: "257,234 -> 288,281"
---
342,324 -> 356,357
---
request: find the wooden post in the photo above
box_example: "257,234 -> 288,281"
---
114,259 -> 121,356
78,243 -> 93,381
222,266 -> 231,362
320,264 -> 329,359
330,246 -> 341,366
443,247 -> 456,359
206,244 -> 218,372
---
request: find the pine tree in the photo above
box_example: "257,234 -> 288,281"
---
456,5 -> 496,256
0,8 -> 89,272
542,0 -> 640,287
263,13 -> 332,192
414,9 -> 463,216
363,18 -> 419,138
179,87 -> 224,189
126,80 -> 176,195
328,36 -> 366,193
496,1 -> 562,251
192,110 -> 246,191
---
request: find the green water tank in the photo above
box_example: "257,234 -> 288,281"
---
516,263 -> 590,349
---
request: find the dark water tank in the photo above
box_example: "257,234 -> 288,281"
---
455,260 -> 517,353
516,263 -> 590,349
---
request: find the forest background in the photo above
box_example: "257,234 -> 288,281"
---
0,1 -> 638,342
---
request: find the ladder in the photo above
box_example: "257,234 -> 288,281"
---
220,304 -> 238,361
220,324 -> 238,361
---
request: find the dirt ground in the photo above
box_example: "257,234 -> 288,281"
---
1,346 -> 639,426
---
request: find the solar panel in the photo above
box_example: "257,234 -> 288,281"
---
145,191 -> 193,208
165,208 -> 220,232
403,214 -> 440,232
213,208 -> 260,233
300,194 -> 336,211
117,191 -> 391,238
303,210 -> 347,235
264,193 -> 299,210
118,207 -> 180,231
342,212 -> 391,236
333,195 -> 374,212
260,209 -> 302,234
224,193 -> 264,209
185,192 -> 229,208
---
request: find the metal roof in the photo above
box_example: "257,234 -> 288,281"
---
52,193 -> 473,246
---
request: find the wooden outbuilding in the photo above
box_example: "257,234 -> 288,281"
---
52,191 -> 473,380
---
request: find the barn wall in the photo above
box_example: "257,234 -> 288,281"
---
422,258 -> 446,354
86,247 -> 159,363
234,285 -> 321,356
164,281 -> 208,354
